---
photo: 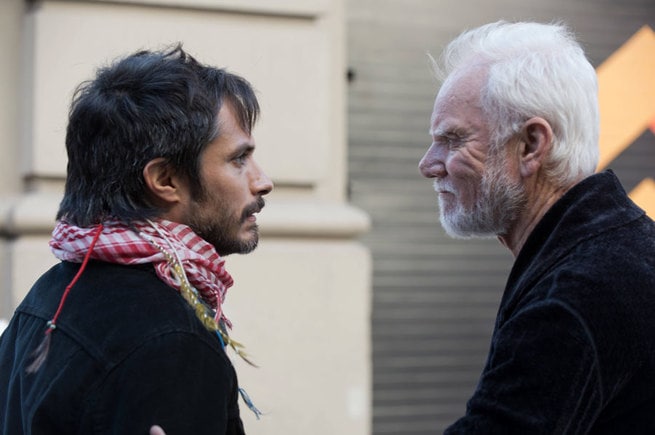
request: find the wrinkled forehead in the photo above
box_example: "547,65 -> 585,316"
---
438,62 -> 489,100
430,66 -> 488,132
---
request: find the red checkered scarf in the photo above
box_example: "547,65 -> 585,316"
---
50,219 -> 234,325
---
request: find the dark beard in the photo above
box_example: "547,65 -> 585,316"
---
188,197 -> 265,256
205,226 -> 259,256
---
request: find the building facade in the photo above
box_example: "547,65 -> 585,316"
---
0,1 -> 371,434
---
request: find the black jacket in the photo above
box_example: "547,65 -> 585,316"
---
0,261 -> 245,435
445,171 -> 655,434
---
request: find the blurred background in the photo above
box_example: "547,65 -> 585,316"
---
0,0 -> 653,434
347,1 -> 655,433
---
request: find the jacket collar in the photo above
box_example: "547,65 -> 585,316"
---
501,170 -> 644,318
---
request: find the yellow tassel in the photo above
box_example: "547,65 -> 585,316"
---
148,236 -> 256,366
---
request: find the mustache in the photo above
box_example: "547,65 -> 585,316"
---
432,180 -> 450,192
241,197 -> 266,221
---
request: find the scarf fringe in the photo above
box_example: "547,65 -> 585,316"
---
239,387 -> 264,419
25,326 -> 53,374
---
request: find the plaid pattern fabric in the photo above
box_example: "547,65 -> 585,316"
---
50,219 -> 234,323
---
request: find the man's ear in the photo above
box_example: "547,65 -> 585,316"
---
517,117 -> 553,178
142,158 -> 186,206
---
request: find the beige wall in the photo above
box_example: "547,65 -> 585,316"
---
0,1 -> 371,434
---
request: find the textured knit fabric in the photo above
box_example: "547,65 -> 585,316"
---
445,170 -> 655,434
0,261 -> 245,435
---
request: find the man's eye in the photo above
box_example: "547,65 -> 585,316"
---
234,155 -> 247,165
439,135 -> 462,149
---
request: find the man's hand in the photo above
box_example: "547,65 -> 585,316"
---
150,425 -> 166,435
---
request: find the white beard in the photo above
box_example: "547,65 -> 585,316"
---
437,155 -> 526,239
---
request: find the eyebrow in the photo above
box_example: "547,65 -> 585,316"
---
430,126 -> 444,137
430,125 -> 455,138
228,142 -> 255,158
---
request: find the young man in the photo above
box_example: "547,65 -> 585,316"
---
0,46 -> 272,434
420,21 -> 655,433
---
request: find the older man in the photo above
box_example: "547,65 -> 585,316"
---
0,46 -> 272,434
420,21 -> 655,433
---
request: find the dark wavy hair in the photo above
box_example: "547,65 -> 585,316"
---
57,45 -> 259,227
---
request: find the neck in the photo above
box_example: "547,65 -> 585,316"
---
498,176 -> 575,257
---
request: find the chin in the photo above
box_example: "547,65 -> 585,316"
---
233,232 -> 260,255
236,239 -> 259,255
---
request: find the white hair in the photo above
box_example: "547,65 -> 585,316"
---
432,21 -> 599,187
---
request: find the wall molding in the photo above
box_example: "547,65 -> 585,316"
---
0,192 -> 370,239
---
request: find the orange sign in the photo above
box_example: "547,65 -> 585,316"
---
596,25 -> 655,218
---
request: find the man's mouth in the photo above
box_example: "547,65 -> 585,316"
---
433,183 -> 451,195
241,197 -> 266,222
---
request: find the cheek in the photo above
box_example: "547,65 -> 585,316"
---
447,157 -> 484,187
449,169 -> 484,207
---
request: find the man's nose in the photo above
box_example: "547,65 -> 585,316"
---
252,161 -> 274,196
419,144 -> 446,178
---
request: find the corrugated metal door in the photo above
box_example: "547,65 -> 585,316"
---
346,1 -> 655,433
